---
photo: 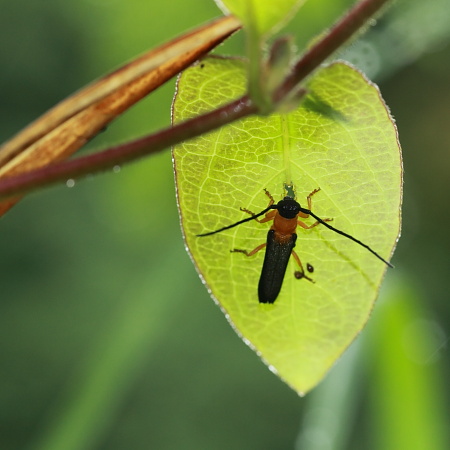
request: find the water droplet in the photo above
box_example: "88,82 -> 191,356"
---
66,179 -> 75,188
113,165 -> 121,173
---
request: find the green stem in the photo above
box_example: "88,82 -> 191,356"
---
246,0 -> 271,113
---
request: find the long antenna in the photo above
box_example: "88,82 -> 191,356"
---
305,209 -> 394,268
197,199 -> 393,268
197,205 -> 274,237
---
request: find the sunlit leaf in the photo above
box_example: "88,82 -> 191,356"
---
172,56 -> 402,394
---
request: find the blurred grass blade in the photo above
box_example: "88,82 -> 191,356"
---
295,278 -> 449,449
29,247 -> 192,450
0,15 -> 240,216
295,340 -> 363,450
367,279 -> 449,450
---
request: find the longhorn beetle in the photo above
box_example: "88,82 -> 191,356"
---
198,186 -> 393,304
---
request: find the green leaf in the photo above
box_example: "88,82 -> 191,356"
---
215,0 -> 305,36
172,56 -> 402,394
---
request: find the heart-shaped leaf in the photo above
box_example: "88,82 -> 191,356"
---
172,56 -> 402,394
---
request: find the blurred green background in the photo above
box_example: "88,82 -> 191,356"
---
0,0 -> 449,449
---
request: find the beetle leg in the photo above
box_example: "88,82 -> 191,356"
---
298,188 -> 321,218
240,188 -> 274,218
240,206 -> 257,216
292,250 -> 314,283
263,188 -> 275,205
298,188 -> 333,226
259,209 -> 277,223
306,188 -> 321,210
239,188 -> 275,219
297,217 -> 333,229
231,243 -> 266,257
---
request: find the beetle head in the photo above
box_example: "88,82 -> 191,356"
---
277,197 -> 301,219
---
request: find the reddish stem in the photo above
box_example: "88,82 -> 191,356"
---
276,0 -> 389,100
0,97 -> 256,197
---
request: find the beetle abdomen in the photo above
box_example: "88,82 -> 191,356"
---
258,230 -> 297,303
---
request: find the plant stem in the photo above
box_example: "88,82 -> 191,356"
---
0,97 -> 256,199
276,0 -> 390,100
0,0 -> 391,201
